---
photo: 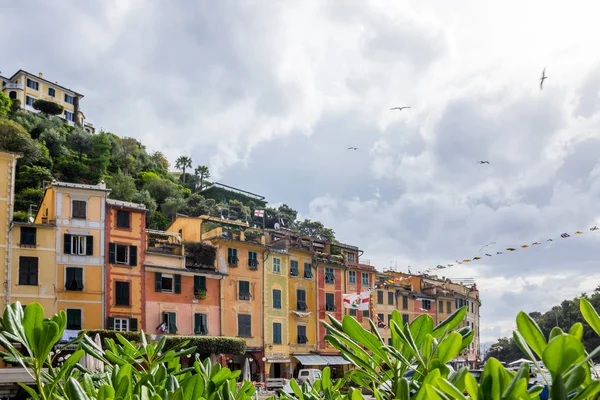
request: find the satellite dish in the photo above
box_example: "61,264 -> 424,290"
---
274,222 -> 280,230
28,217 -> 34,223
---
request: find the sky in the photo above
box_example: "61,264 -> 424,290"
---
3,0 -> 600,344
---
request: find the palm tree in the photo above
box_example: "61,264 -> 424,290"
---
194,165 -> 210,191
175,156 -> 192,184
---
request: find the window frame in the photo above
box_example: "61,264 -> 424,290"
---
402,295 -> 409,310
272,289 -> 282,309
248,251 -> 258,269
362,272 -> 369,286
290,260 -> 299,276
238,314 -> 252,337
115,244 -> 129,265
296,289 -> 307,311
195,313 -> 208,335
273,257 -> 281,273
116,210 -> 130,229
48,87 -> 56,97
26,78 -> 39,90
71,200 -> 87,219
388,291 -> 394,305
18,256 -> 38,286
297,325 -> 308,344
114,318 -> 129,332
377,290 -> 384,305
325,293 -> 335,311
239,280 -> 251,300
115,281 -> 131,306
303,263 -> 312,279
65,267 -> 84,291
20,227 -> 37,246
25,95 -> 35,106
64,93 -> 74,104
422,299 -> 432,310
66,308 -> 82,330
161,274 -> 174,293
273,322 -> 282,344
227,248 -> 238,266
347,253 -> 355,262
348,270 -> 356,285
325,267 -> 335,284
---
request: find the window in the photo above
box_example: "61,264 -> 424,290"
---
239,281 -> 251,300
297,289 -> 307,311
109,243 -> 137,266
228,248 -> 238,266
422,299 -> 432,310
238,314 -> 251,337
377,291 -> 384,304
273,258 -> 281,273
402,296 -> 408,310
325,268 -> 335,284
377,313 -> 385,326
290,260 -> 299,276
154,273 -> 181,294
162,312 -> 178,334
325,293 -> 335,311
362,273 -> 369,286
349,308 -> 356,316
304,263 -> 312,279
273,322 -> 282,344
194,276 -> 207,296
348,271 -> 356,284
20,227 -> 36,246
66,309 -> 82,330
27,78 -> 39,90
18,257 -> 38,285
248,251 -> 258,269
72,200 -> 87,219
388,338 -> 393,346
439,301 -> 444,313
388,314 -> 393,325
362,309 -> 369,317
8,91 -> 16,99
64,93 -> 74,104
402,314 -> 409,325
273,289 -> 281,309
115,281 -> 130,306
471,301 -> 475,313
26,96 -> 35,106
297,325 -> 308,344
388,291 -> 394,305
48,87 -> 55,97
116,210 -> 130,228
195,313 -> 208,335
447,301 -> 452,313
64,110 -> 74,121
65,267 -> 83,291
114,318 -> 129,332
64,235 -> 91,255
347,253 -> 355,262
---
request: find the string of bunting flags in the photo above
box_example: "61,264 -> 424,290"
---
414,225 -> 600,275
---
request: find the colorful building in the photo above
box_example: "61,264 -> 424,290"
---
105,199 -> 146,332
1,70 -> 94,132
342,243 -> 376,330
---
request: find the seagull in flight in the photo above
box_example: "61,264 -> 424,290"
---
540,67 -> 548,90
347,147 -> 358,150
390,106 -> 411,111
477,161 -> 490,164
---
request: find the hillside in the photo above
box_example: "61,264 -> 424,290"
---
0,95 -> 336,240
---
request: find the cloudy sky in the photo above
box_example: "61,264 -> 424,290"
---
3,0 -> 600,344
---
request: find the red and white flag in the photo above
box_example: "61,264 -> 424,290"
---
254,210 -> 264,217
342,291 -> 370,310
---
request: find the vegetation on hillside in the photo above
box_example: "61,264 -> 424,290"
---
0,99 -> 337,240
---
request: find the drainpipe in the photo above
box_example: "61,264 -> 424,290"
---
5,222 -> 14,308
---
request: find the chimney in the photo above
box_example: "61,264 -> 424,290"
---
38,72 -> 43,78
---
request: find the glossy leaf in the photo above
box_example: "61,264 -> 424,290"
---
581,298 -> 600,337
410,314 -> 434,348
464,373 -> 479,400
432,306 -> 468,338
435,332 -> 462,365
542,334 -> 585,377
569,322 -> 584,340
516,311 -> 546,359
551,375 -> 567,400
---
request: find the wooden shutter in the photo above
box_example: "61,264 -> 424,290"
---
64,234 -> 72,254
155,272 -> 162,292
194,313 -> 201,334
129,318 -> 138,331
75,268 -> 83,290
273,323 -> 281,344
194,276 -> 206,293
107,317 -> 115,330
86,235 -> 94,255
174,274 -> 181,294
109,243 -> 116,264
129,246 -> 137,266
168,312 -> 177,333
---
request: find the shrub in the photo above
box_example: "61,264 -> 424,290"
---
82,329 -> 149,344
32,99 -> 64,116
163,335 -> 247,355
184,241 -> 217,267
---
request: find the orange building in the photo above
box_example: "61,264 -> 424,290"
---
105,199 -> 146,332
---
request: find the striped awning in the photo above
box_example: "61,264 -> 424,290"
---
293,354 -> 350,366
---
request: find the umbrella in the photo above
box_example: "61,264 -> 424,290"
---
508,358 -> 532,366
242,358 -> 251,382
94,333 -> 104,372
79,334 -> 95,370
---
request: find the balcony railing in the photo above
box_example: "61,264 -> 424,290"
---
147,230 -> 182,255
184,241 -> 217,269
2,83 -> 24,90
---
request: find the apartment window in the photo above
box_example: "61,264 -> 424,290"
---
388,291 -> 394,305
273,258 -> 281,273
471,301 -> 475,313
388,338 -> 393,346
325,267 -> 335,284
238,314 -> 251,337
447,301 -> 452,313
349,308 -> 356,316
290,260 -> 299,276
162,312 -> 178,334
64,93 -> 74,104
228,248 -> 238,266
377,313 -> 385,326
239,281 -> 251,300
195,313 -> 208,335
65,267 -> 83,291
114,318 -> 129,332
297,325 -> 308,344
66,309 -> 82,330
273,289 -> 282,309
347,253 -> 355,262
273,322 -> 282,344
362,273 -> 369,286
18,257 -> 38,286
348,271 -> 356,285
116,210 -> 130,228
388,314 -> 393,325
27,78 -> 39,90
422,299 -> 432,310
64,110 -> 74,122
248,251 -> 258,269
26,96 -> 35,106
297,289 -> 307,311
115,281 -> 130,306
20,227 -> 37,246
194,276 -> 207,296
48,87 -> 55,97
439,301 -> 444,314
402,296 -> 409,310
402,314 -> 409,325
304,263 -> 312,279
72,200 -> 87,219
377,291 -> 384,305
109,243 -> 137,266
325,293 -> 335,311
154,273 -> 181,294
64,234 -> 92,255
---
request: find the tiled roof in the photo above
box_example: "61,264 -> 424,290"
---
107,198 -> 147,211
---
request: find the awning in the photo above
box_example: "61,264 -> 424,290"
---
293,354 -> 350,366
267,358 -> 291,363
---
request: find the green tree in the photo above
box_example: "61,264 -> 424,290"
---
0,118 -> 46,165
194,165 -> 210,190
89,132 -> 111,179
162,196 -> 186,219
175,156 -> 192,184
68,128 -> 93,160
145,178 -> 183,205
106,171 -> 138,202
150,151 -> 169,174
39,128 -> 66,157
32,99 -> 64,116
295,219 -> 336,242
0,91 -> 11,116
15,165 -> 53,192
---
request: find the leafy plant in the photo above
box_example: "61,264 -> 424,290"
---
32,99 -> 64,116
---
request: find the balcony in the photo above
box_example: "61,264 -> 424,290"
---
2,83 -> 24,90
202,225 -> 265,245
146,230 -> 182,256
315,252 -> 345,267
184,241 -> 217,269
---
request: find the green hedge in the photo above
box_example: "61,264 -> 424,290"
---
163,336 -> 246,355
82,330 -> 149,343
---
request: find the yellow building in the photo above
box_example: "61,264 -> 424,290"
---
0,151 -> 20,311
35,180 -> 110,334
1,70 -> 94,132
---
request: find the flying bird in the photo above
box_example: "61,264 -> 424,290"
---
390,106 -> 411,111
477,161 -> 490,164
540,67 -> 548,90
347,147 -> 358,150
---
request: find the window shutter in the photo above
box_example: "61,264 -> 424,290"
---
129,246 -> 137,266
194,313 -> 201,334
74,310 -> 82,328
31,258 -> 38,285
168,312 -> 177,333
194,276 -> 206,293
129,318 -> 138,331
86,235 -> 94,255
64,234 -> 72,254
107,317 -> 115,330
109,243 -> 116,264
174,274 -> 181,294
155,272 -> 162,292
75,268 -> 83,290
18,258 -> 26,285
65,267 -> 73,289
